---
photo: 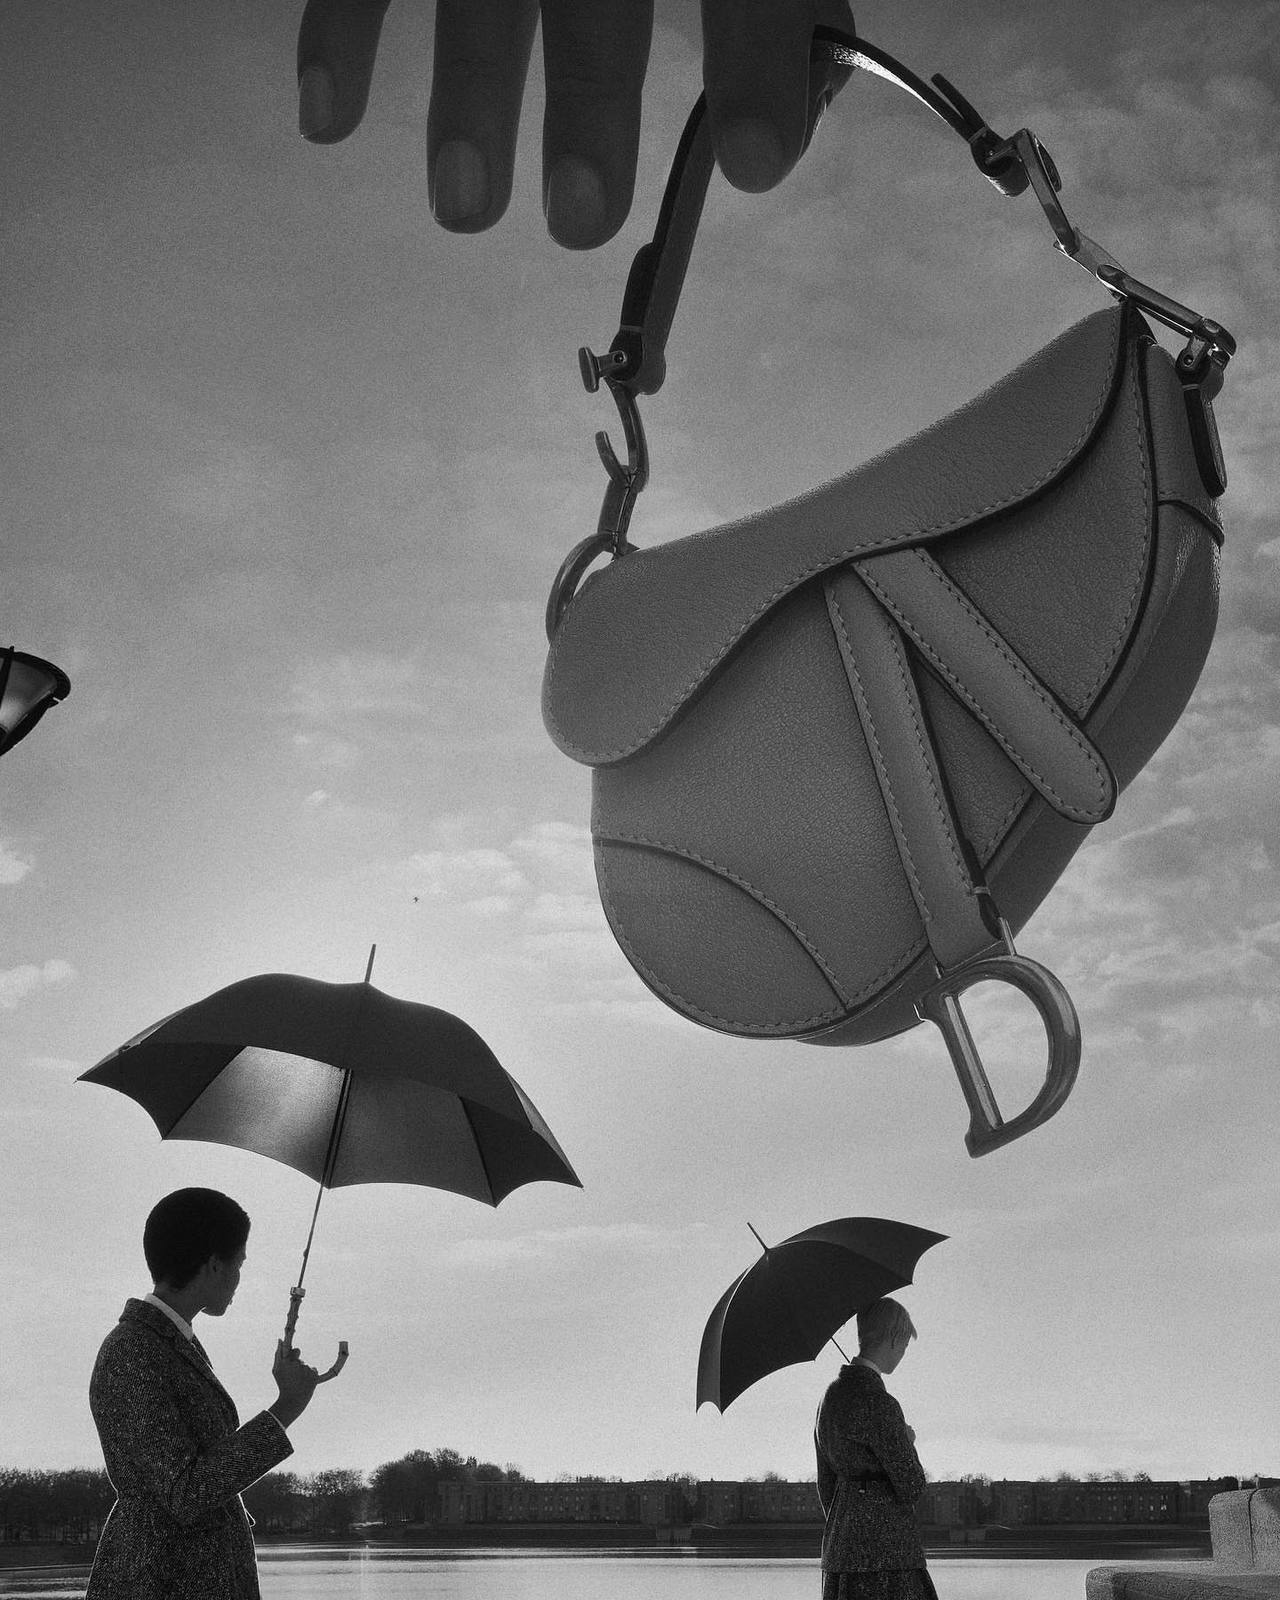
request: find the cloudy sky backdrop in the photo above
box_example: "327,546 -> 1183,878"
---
3,0 -> 1278,1487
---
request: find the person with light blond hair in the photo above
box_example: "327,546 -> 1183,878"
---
814,1297 -> 935,1600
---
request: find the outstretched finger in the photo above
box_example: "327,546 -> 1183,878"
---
427,0 -> 540,233
540,0 -> 654,250
297,0 -> 394,144
700,0 -> 855,193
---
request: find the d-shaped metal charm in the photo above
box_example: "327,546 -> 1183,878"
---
916,946 -> 1081,1157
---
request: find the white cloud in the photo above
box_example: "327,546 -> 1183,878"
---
0,960 -> 74,1010
464,895 -> 516,918
402,819 -> 658,1011
286,652 -> 432,722
292,730 -> 361,770
525,892 -> 603,929
510,821 -> 595,872
27,1055 -> 82,1077
409,846 -> 530,899
0,840 -> 32,885
443,1222 -> 705,1269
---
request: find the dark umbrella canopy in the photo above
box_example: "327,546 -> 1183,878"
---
697,1217 -> 946,1412
80,972 -> 580,1204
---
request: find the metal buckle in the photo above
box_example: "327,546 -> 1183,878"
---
915,924 -> 1081,1157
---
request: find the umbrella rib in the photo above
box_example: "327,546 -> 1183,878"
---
460,1098 -> 497,1205
160,1052 -> 240,1139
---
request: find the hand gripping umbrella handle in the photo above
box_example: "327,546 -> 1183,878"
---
283,1285 -> 349,1382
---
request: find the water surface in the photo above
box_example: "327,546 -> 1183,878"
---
0,1546 -> 1211,1600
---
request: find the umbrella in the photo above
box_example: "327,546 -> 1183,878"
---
697,1216 -> 946,1411
80,947 -> 581,1377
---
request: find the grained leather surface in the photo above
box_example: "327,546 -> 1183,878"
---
544,306 -> 1126,764
550,308 -> 1221,1040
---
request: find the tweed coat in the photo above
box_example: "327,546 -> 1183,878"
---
814,1361 -> 928,1574
85,1298 -> 293,1600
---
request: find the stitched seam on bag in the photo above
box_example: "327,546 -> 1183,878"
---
597,830 -> 850,1002
856,551 -> 1112,823
827,587 -> 975,939
597,850 -> 848,1030
596,830 -> 931,1018
1081,352 -> 1152,706
547,317 -> 1124,765
603,915 -> 848,1033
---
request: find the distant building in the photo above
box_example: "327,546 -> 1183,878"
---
920,1482 -> 986,1528
400,1473 -> 1246,1531
737,1481 -> 822,1523
700,1481 -> 742,1525
988,1480 -> 1036,1527
436,1478 -> 677,1526
1179,1480 -> 1240,1520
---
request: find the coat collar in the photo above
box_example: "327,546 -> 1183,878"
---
840,1359 -> 886,1388
119,1297 -> 233,1401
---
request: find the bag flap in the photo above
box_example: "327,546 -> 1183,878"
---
543,305 -> 1130,766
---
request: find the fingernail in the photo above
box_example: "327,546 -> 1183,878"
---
432,140 -> 489,225
717,118 -> 787,192
544,156 -> 607,249
298,65 -> 334,140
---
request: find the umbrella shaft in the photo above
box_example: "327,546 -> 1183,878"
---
294,1175 -> 327,1293
320,1067 -> 354,1191
294,1065 -> 353,1299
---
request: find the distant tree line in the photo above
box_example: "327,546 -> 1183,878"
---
1,1457 -> 1274,1546
0,1469 -> 116,1545
0,1449 -> 528,1545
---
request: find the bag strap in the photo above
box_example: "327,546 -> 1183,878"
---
550,27 -> 1236,639
826,567 -> 1082,1159
825,569 -> 1001,976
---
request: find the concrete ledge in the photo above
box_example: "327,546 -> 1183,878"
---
1209,1490 -> 1280,1571
1087,1565 -> 1280,1600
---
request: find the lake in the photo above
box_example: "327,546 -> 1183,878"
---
0,1546 -> 1210,1600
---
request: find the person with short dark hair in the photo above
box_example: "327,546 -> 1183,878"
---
85,1188 -> 331,1599
814,1296 -> 936,1600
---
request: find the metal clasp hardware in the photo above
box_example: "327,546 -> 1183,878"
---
579,343 -> 650,552
977,128 -> 1236,387
545,350 -> 651,640
915,925 -> 1081,1157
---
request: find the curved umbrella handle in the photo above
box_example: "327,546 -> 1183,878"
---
316,1342 -> 349,1383
282,1285 -> 349,1381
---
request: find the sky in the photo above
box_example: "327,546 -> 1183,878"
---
1,0 -> 1278,1489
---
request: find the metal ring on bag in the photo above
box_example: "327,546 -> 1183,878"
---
545,533 -> 635,640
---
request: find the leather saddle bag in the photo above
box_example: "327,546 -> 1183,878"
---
541,30 -> 1235,1155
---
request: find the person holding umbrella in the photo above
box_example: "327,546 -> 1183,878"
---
814,1297 -> 935,1600
84,1188 -> 335,1600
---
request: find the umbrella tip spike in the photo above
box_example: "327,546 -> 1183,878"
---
364,944 -> 376,983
